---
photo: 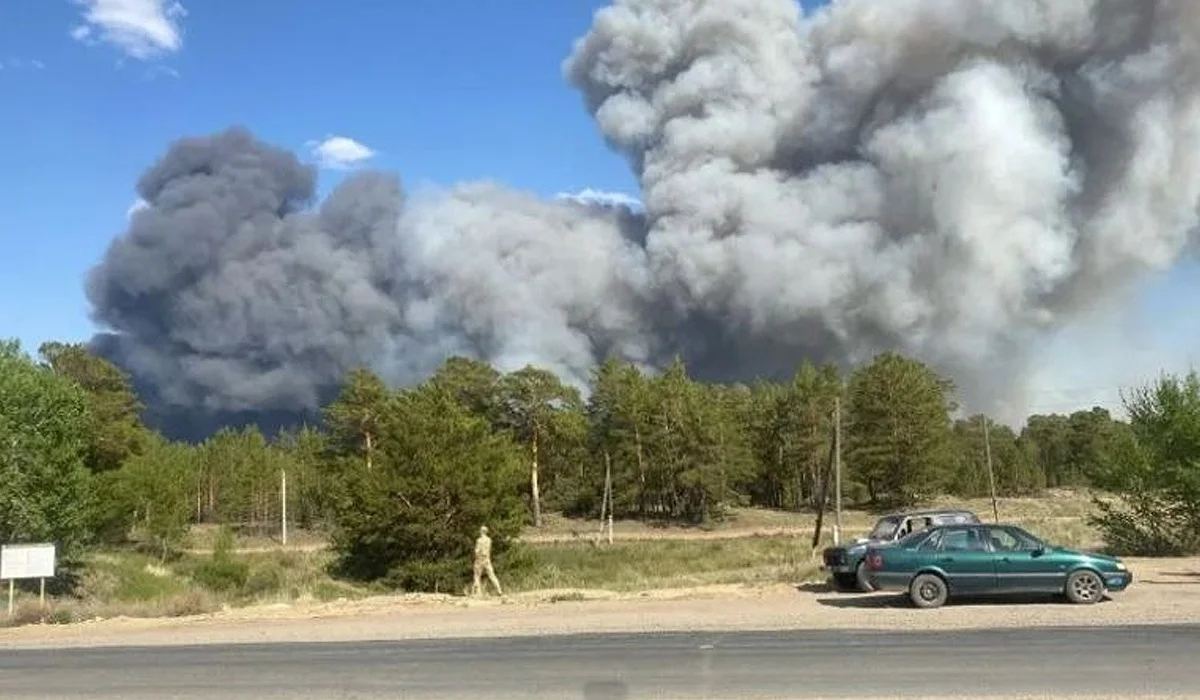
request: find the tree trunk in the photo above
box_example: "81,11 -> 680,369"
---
635,425 -> 646,516
207,472 -> 216,522
775,441 -> 785,509
364,430 -> 374,471
794,451 -> 803,513
530,422 -> 542,527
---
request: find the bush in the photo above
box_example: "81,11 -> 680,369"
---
1089,494 -> 1200,556
2,601 -> 51,627
1087,373 -> 1200,556
191,528 -> 249,593
243,565 -> 285,598
383,558 -> 471,594
164,591 -> 216,617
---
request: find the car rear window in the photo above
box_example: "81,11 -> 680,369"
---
868,517 -> 901,540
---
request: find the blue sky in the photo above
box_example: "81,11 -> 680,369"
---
0,0 -> 1195,415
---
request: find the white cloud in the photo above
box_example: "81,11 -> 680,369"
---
307,136 -> 377,171
126,197 -> 149,219
555,188 -> 642,210
71,0 -> 187,60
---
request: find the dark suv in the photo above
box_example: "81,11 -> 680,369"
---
821,508 -> 980,591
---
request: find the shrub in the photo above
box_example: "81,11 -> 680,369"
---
191,528 -> 249,593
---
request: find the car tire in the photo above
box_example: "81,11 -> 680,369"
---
855,560 -> 875,592
909,573 -> 948,609
832,573 -> 858,591
1064,569 -> 1105,605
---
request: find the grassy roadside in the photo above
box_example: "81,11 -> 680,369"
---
1,492 -> 1106,628
1,536 -> 822,628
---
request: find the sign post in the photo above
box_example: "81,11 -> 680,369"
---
1,544 -> 57,615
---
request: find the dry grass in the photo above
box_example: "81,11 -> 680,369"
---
185,523 -> 328,553
0,548 -> 377,629
505,536 -> 820,592
179,490 -> 1108,552
529,489 -> 1108,549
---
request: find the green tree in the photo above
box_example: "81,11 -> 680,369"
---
496,365 -> 584,527
743,380 -> 787,509
323,367 -> 390,471
327,381 -> 526,591
275,425 -> 331,529
845,352 -> 955,505
0,340 -> 94,564
427,356 -> 505,425
768,363 -> 842,510
637,358 -> 747,523
196,426 -> 287,533
1020,414 -> 1075,487
585,357 -> 654,518
1020,408 -> 1129,488
949,415 -> 1043,497
121,437 -> 197,560
38,341 -> 149,473
1087,372 -> 1200,555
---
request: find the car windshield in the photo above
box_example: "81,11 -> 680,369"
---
868,517 -> 900,540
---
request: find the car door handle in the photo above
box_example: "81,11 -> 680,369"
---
1000,557 -> 1011,563
939,557 -> 954,563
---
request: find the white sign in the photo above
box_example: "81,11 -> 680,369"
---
0,543 -> 56,580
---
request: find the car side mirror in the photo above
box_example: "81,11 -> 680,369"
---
1032,546 -> 1046,557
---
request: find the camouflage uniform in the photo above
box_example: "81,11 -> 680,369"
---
473,525 -> 503,596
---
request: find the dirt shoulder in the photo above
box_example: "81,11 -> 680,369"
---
2,557 -> 1197,650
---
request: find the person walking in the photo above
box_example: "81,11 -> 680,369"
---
473,525 -> 503,597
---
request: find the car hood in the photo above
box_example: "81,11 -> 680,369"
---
1053,547 -> 1121,564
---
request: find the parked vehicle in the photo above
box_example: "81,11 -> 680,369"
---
821,508 -> 980,591
863,522 -> 1133,609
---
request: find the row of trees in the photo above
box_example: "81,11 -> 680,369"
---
2,338 -> 1197,591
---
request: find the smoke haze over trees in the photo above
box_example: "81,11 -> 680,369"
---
82,0 -> 1200,438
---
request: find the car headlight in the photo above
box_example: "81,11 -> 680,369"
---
1114,562 -> 1127,571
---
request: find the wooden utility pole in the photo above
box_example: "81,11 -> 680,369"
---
981,415 -> 999,523
280,468 -> 288,546
833,396 -> 843,546
811,427 -> 837,551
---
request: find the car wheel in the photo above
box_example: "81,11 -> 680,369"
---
855,560 -> 875,592
909,573 -> 948,609
832,573 -> 858,591
1065,569 -> 1105,605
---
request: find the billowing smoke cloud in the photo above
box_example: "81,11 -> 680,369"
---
88,0 -> 1200,437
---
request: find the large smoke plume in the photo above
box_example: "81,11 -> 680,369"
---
87,0 -> 1200,438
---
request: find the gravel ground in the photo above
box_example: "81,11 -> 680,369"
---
1,556 -> 1197,650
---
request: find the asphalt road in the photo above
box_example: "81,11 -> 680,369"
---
1,625 -> 1196,699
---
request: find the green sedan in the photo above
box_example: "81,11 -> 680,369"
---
862,522 -> 1132,609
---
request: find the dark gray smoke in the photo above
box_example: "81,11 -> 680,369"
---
87,0 -> 1200,437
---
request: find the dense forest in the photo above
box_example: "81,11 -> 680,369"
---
2,338 -> 1197,591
